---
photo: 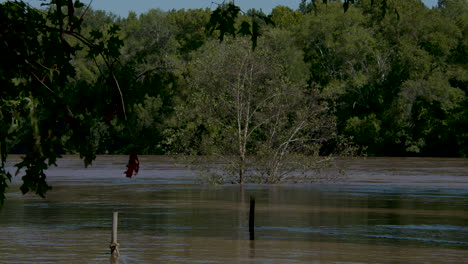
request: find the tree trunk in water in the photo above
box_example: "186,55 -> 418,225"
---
239,153 -> 245,184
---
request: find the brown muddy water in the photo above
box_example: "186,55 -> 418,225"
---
0,156 -> 467,264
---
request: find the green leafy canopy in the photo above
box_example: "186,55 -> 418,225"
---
0,0 -> 123,205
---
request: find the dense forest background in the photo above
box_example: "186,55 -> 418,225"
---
54,0 -> 466,157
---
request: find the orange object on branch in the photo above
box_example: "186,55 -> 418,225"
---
125,149 -> 139,178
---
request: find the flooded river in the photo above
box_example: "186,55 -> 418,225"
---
0,156 -> 467,263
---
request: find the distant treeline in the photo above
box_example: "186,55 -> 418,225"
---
13,0 -> 468,157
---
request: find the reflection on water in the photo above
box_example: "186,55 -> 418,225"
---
0,156 -> 467,263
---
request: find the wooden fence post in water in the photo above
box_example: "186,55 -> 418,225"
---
249,196 -> 255,240
110,212 -> 120,258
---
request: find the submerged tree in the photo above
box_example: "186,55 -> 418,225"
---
167,36 -> 341,184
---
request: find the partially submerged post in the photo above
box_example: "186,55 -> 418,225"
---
249,196 -> 255,240
110,212 -> 120,260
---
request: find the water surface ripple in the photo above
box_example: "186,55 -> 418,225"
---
0,156 -> 467,263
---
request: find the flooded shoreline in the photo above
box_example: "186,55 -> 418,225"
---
1,156 -> 467,263
5,155 -> 468,187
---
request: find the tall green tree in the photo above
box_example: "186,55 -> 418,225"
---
166,36 -> 338,183
0,0 -> 123,205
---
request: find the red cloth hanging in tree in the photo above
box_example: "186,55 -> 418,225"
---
125,149 -> 139,178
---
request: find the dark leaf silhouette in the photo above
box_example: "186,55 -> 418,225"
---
89,29 -> 103,40
238,21 -> 252,36
344,1 -> 350,13
259,14 -> 275,26
251,21 -> 260,50
206,3 -> 240,42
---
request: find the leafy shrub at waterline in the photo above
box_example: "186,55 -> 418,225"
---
178,155 -> 348,185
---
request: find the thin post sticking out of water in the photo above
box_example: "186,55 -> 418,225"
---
249,196 -> 255,240
110,212 -> 120,258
